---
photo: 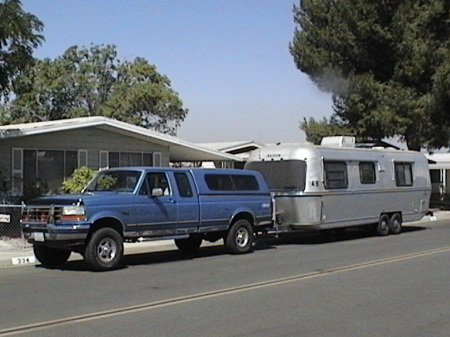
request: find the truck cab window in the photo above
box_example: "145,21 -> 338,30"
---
174,173 -> 193,197
140,172 -> 171,195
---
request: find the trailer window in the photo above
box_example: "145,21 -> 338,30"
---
359,162 -> 376,184
324,161 -> 348,189
245,160 -> 306,191
395,162 -> 413,186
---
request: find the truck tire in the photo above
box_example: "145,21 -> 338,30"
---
388,213 -> 402,235
225,219 -> 254,254
84,227 -> 123,271
374,214 -> 390,236
175,235 -> 203,253
33,245 -> 71,267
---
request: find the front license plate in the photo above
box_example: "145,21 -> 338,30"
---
34,232 -> 45,242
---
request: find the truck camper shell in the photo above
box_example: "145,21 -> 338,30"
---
245,140 -> 431,235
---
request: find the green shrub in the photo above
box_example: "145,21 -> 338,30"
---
61,167 -> 96,193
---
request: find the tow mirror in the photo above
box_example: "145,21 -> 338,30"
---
151,188 -> 163,197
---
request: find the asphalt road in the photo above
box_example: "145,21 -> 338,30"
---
1,220 -> 449,337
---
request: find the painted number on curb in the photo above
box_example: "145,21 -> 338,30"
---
11,256 -> 36,265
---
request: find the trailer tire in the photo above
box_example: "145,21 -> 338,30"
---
33,245 -> 71,267
388,213 -> 402,235
225,219 -> 254,254
84,227 -> 123,271
375,214 -> 390,236
175,235 -> 203,253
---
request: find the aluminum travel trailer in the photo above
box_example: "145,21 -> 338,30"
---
245,138 -> 431,235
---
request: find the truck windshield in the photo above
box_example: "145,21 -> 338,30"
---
84,170 -> 141,193
246,160 -> 306,191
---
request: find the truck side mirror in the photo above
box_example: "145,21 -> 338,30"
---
151,188 -> 163,197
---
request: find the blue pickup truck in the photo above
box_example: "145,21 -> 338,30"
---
21,167 -> 272,271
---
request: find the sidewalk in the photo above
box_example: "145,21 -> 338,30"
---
1,211 -> 449,268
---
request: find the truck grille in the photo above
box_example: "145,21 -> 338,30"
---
22,206 -> 63,223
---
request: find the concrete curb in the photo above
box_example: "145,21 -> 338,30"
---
0,240 -> 178,268
1,211 -> 449,268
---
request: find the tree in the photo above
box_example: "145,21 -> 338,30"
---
61,167 -> 96,194
5,44 -> 188,135
290,0 -> 450,150
300,116 -> 354,145
0,0 -> 44,100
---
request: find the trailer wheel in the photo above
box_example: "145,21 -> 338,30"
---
375,214 -> 390,236
175,235 -> 203,253
33,245 -> 71,267
388,213 -> 402,235
84,227 -> 123,271
225,219 -> 254,254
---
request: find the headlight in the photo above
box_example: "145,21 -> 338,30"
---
61,205 -> 86,221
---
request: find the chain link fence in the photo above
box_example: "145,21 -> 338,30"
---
0,205 -> 30,249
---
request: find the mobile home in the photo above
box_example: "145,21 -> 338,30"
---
426,152 -> 450,209
245,139 -> 431,235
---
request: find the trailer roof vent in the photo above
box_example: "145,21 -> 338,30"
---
321,136 -> 355,148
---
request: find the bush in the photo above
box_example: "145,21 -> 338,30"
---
61,167 -> 96,193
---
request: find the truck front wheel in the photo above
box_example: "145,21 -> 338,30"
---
85,227 -> 123,271
33,245 -> 71,267
225,219 -> 254,254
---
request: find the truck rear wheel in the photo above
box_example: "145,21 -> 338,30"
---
388,213 -> 402,235
225,219 -> 254,254
33,245 -> 71,267
175,235 -> 203,253
84,227 -> 123,271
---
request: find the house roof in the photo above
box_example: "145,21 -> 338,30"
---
197,141 -> 264,160
197,141 -> 264,154
426,152 -> 450,169
0,117 -> 240,162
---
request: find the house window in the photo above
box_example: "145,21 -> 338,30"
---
395,162 -> 413,186
99,151 -> 109,170
359,162 -> 376,184
36,150 -> 64,194
13,149 -> 84,196
103,151 -> 160,168
324,161 -> 348,189
119,152 -> 142,166
78,150 -> 88,167
11,148 -> 23,195
143,153 -> 153,166
153,152 -> 162,166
